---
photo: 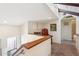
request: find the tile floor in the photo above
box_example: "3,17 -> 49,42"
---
51,40 -> 79,56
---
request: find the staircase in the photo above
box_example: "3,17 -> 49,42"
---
12,45 -> 26,56
7,45 -> 26,56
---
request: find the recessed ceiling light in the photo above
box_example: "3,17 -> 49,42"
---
3,20 -> 8,24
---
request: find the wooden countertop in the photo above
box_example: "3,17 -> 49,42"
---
23,35 -> 52,49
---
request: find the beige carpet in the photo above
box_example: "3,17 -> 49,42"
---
51,42 -> 79,56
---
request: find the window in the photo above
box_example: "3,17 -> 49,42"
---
7,37 -> 17,51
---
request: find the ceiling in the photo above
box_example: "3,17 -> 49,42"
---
55,3 -> 79,16
58,3 -> 79,7
0,3 -> 56,26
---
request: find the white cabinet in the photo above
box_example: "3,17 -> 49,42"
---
28,22 -> 43,34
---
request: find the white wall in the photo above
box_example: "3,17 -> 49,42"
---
21,22 -> 28,35
76,17 -> 79,35
0,39 -> 1,49
0,25 -> 20,37
45,21 -> 58,43
0,25 -> 21,56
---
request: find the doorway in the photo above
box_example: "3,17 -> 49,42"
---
61,15 -> 76,44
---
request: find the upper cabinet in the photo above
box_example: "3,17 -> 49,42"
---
28,22 -> 46,34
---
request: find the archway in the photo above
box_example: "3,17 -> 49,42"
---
61,15 -> 76,43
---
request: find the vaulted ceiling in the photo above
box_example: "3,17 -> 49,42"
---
58,3 -> 79,7
0,3 -> 57,26
55,3 -> 79,16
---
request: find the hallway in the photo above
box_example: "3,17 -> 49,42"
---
51,41 -> 79,56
